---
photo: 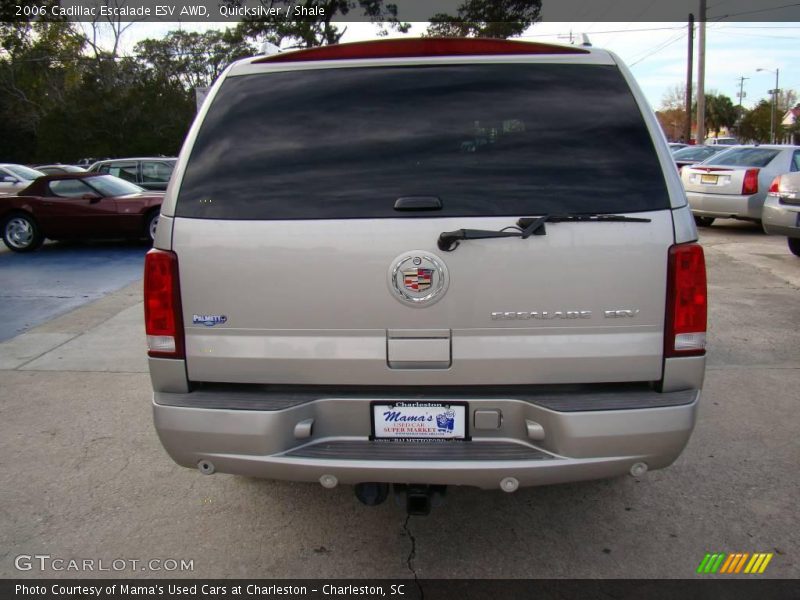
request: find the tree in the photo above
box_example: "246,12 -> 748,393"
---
691,93 -> 737,138
660,83 -> 693,111
705,94 -> 737,137
656,108 -> 688,142
0,19 -> 86,161
229,0 -> 410,49
739,100 -> 772,143
135,29 -> 255,91
778,89 -> 797,115
425,0 -> 542,38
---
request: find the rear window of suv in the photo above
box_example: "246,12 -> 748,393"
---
176,64 -> 669,220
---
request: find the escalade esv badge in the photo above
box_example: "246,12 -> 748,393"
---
388,252 -> 449,307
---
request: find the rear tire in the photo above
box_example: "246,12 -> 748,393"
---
694,216 -> 715,227
788,237 -> 800,257
145,209 -> 160,243
2,212 -> 44,252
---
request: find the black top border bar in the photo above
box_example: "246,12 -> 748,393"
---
3,0 -> 800,23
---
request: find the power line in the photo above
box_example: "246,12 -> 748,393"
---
713,24 -> 800,28
629,31 -> 686,67
519,25 -> 684,39
604,0 -> 661,46
710,2 -> 800,21
706,0 -> 737,9
710,30 -> 800,40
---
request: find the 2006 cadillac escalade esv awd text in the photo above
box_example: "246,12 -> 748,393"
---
145,38 -> 707,511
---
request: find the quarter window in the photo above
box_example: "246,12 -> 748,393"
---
141,161 -> 175,183
103,162 -> 138,183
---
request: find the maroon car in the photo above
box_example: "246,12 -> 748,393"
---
0,173 -> 163,252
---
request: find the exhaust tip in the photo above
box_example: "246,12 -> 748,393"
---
630,462 -> 648,477
500,477 -> 519,493
319,474 -> 338,489
354,482 -> 390,506
197,460 -> 215,475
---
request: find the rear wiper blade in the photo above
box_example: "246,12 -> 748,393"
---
517,214 -> 652,228
438,214 -> 651,252
438,216 -> 548,252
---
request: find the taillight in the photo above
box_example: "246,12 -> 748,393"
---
665,243 -> 707,358
768,176 -> 780,195
144,249 -> 184,359
742,168 -> 759,195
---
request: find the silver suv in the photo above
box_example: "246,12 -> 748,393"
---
145,38 -> 707,513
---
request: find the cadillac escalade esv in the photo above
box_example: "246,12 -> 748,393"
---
145,38 -> 707,513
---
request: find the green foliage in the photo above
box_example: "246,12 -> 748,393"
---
426,0 -> 542,38
739,100 -> 773,143
135,29 -> 255,89
705,94 -> 737,137
691,93 -> 737,137
0,2 -> 542,164
0,22 -> 224,163
230,0 -> 411,49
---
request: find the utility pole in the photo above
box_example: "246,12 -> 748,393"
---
771,69 -> 780,143
696,0 -> 707,144
736,76 -> 748,108
736,76 -> 748,137
685,13 -> 694,143
757,68 -> 781,143
558,29 -> 575,44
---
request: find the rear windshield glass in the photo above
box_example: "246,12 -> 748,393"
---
176,64 -> 669,220
85,175 -> 144,196
7,165 -> 45,180
673,146 -> 724,161
706,147 -> 780,167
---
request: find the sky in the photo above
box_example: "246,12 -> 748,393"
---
101,20 -> 800,112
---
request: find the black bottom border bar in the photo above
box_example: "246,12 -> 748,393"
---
4,579 -> 800,600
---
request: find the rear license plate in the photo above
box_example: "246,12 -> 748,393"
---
371,402 -> 468,440
701,174 -> 719,184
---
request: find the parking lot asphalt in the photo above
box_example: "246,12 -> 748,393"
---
0,220 -> 798,580
0,241 -> 148,342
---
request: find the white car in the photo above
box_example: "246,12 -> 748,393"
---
704,137 -> 738,146
681,145 -> 800,226
0,164 -> 45,195
763,171 -> 800,256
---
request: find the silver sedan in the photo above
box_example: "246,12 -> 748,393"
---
681,145 -> 800,227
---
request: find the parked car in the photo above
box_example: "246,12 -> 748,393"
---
668,143 -> 689,152
681,145 -> 800,226
705,137 -> 738,146
147,38 -> 707,513
0,173 -> 163,252
87,157 -> 176,191
763,171 -> 800,257
75,158 -> 102,168
0,164 -> 45,196
672,145 -> 729,170
34,164 -> 87,175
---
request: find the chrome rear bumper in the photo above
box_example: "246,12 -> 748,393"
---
762,196 -> 800,237
153,386 -> 700,490
686,191 -> 763,220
